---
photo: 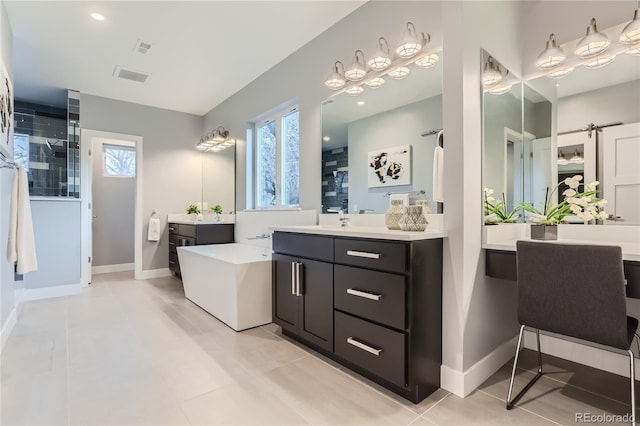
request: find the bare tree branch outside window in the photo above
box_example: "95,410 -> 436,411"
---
104,145 -> 135,177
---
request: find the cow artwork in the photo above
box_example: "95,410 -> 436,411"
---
367,144 -> 411,188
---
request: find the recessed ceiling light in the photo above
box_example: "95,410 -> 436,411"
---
91,13 -> 105,21
322,136 -> 330,142
357,101 -> 365,106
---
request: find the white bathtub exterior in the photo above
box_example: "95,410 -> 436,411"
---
177,243 -> 272,331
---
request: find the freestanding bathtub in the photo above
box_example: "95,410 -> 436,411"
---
177,243 -> 272,331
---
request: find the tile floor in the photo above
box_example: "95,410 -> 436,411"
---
1,272 -> 637,425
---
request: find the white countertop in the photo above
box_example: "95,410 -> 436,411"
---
169,219 -> 234,225
483,239 -> 640,262
270,225 -> 447,241
167,213 -> 235,225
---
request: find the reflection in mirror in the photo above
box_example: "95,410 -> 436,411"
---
321,52 -> 443,214
527,30 -> 640,224
481,49 -> 523,224
201,145 -> 235,217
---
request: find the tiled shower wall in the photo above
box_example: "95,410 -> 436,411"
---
321,146 -> 348,213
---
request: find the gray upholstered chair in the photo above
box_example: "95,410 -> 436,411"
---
507,241 -> 638,423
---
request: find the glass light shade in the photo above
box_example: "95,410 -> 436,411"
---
196,144 -> 208,151
367,37 -> 391,71
557,152 -> 569,165
570,150 -> 584,164
325,61 -> 345,90
489,84 -> 513,95
482,57 -> 503,87
345,50 -> 367,81
222,139 -> 235,147
535,33 -> 566,70
547,66 -> 574,79
211,146 -> 225,152
345,85 -> 364,96
620,9 -> 640,44
387,66 -> 410,80
575,18 -> 610,58
625,44 -> 640,56
395,22 -> 428,58
414,53 -> 439,68
584,54 -> 616,69
364,77 -> 385,88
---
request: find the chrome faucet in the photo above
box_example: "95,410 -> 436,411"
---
248,233 -> 272,240
327,208 -> 350,227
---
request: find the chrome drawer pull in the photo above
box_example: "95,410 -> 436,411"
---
347,337 -> 382,356
346,250 -> 380,259
291,262 -> 296,295
168,227 -> 176,232
347,288 -> 381,301
295,262 -> 302,296
169,242 -> 176,246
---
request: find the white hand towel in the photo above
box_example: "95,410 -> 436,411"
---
7,167 -> 37,274
148,217 -> 161,242
433,144 -> 444,203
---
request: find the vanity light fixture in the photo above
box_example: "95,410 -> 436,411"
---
345,50 -> 367,81
535,34 -> 567,70
387,66 -> 410,80
345,85 -> 364,96
90,12 -> 105,21
211,126 -> 229,142
367,37 -> 391,71
575,18 -> 610,58
325,61 -> 346,90
482,56 -> 504,87
414,53 -> 439,68
570,150 -> 585,164
196,126 -> 232,152
364,77 -> 385,88
584,54 -> 616,69
396,22 -> 430,58
488,84 -> 513,95
547,66 -> 575,79
625,44 -> 640,56
557,151 -> 569,165
620,6 -> 640,44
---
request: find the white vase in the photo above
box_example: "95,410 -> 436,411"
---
399,205 -> 428,231
385,200 -> 405,230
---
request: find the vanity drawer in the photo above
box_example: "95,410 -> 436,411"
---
179,224 -> 197,238
169,252 -> 179,272
625,261 -> 640,298
273,232 -> 334,262
334,238 -> 407,274
169,234 -> 195,248
334,311 -> 406,387
168,223 -> 179,235
334,265 -> 406,330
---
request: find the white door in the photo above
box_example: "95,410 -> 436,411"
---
530,137 -> 551,212
80,129 -> 94,285
603,122 -> 640,225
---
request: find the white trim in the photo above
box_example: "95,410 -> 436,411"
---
1,308 -> 17,353
22,283 -> 81,301
441,336 -> 518,397
523,330 -> 640,379
139,268 -> 171,280
92,263 -> 134,275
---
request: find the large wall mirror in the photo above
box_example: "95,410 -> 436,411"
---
201,145 -> 235,216
321,51 -> 443,214
527,46 -> 640,225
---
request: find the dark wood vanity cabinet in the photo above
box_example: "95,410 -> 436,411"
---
272,231 -> 443,404
168,223 -> 234,276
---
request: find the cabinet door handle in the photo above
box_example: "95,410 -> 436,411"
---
347,288 -> 381,301
346,250 -> 380,259
291,262 -> 297,295
347,337 -> 382,356
169,260 -> 176,265
169,242 -> 176,246
168,227 -> 176,232
295,262 -> 302,296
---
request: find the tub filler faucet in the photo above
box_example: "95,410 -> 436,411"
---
248,233 -> 272,240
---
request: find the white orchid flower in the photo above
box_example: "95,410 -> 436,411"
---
569,204 -> 582,215
584,181 -> 600,191
563,188 -> 577,197
578,211 -> 595,222
484,188 -> 494,196
529,212 -> 547,224
564,175 -> 582,189
486,196 -> 496,204
596,200 -> 608,207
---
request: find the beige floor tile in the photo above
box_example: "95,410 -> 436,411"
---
479,365 -> 632,425
421,390 -> 556,426
180,377 -> 310,425
1,332 -> 67,381
261,355 -> 419,425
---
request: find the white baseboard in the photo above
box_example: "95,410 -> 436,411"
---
138,268 -> 171,280
1,308 -> 17,353
92,263 -> 134,275
523,330 -> 639,379
23,283 -> 82,301
441,336 -> 518,397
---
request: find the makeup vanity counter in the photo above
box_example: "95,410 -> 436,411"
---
271,224 -> 445,403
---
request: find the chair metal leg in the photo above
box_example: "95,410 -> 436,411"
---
630,349 -> 637,426
506,325 -> 543,410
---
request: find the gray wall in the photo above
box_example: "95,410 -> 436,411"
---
23,200 -> 81,288
0,0 -> 15,332
92,139 -> 135,267
81,94 -> 204,271
202,1 -> 444,212
348,96 -> 441,213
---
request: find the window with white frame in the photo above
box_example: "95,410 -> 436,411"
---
254,106 -> 299,208
103,143 -> 136,177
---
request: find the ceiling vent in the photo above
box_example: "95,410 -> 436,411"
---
134,39 -> 152,54
113,66 -> 150,83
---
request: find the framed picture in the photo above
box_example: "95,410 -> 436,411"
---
367,144 -> 411,188
0,60 -> 14,160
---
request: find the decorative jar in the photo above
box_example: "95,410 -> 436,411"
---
399,205 -> 428,231
385,199 -> 405,230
